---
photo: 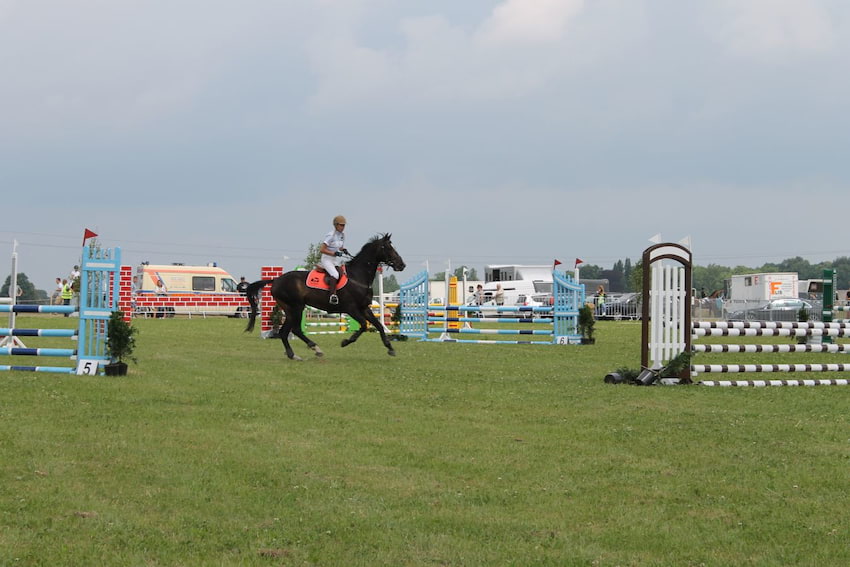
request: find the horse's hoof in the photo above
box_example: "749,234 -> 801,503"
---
341,339 -> 350,348
289,354 -> 303,361
314,349 -> 324,357
387,350 -> 396,356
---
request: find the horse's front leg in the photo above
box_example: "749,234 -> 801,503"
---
289,326 -> 324,358
360,308 -> 396,356
340,322 -> 366,348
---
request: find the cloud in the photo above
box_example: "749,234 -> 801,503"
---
0,1 -> 309,138
711,0 -> 838,57
306,0 -> 599,109
476,0 -> 585,46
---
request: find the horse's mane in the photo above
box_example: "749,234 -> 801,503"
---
349,234 -> 389,263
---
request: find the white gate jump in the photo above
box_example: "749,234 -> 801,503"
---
641,242 -> 850,386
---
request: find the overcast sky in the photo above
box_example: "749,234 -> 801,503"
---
3,0 -> 850,292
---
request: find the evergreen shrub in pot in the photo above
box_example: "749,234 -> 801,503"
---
105,310 -> 137,376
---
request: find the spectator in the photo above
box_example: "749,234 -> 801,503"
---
52,277 -> 62,305
60,279 -> 73,316
131,276 -> 140,317
236,276 -> 249,295
495,284 -> 504,306
596,285 -> 606,316
476,284 -> 484,305
155,279 -> 167,294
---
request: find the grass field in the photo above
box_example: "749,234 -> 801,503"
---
2,316 -> 849,566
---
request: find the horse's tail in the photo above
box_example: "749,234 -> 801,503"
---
244,279 -> 274,333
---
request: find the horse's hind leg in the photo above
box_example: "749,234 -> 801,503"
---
285,305 -> 324,358
277,310 -> 300,361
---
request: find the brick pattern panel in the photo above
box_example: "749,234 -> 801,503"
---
133,293 -> 248,313
260,267 -> 284,332
119,266 -> 133,323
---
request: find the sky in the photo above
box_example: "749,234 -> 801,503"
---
2,0 -> 850,293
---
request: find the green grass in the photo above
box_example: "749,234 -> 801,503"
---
2,317 -> 849,565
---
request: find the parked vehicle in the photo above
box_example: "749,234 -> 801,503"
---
134,263 -> 246,317
594,292 -> 641,320
515,294 -> 545,307
727,298 -> 816,322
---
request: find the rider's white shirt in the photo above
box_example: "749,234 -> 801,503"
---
323,230 -> 345,265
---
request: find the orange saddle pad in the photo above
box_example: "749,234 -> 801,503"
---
305,268 -> 348,291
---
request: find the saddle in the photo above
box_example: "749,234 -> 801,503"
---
306,265 -> 349,291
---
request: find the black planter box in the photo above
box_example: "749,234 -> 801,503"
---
103,362 -> 128,376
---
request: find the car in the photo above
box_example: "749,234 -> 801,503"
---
595,292 -> 641,320
727,298 -> 817,322
515,294 -> 544,307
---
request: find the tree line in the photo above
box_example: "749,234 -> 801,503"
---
9,253 -> 847,303
591,256 -> 850,295
378,256 -> 850,296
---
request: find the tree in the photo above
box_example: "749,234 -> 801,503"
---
578,264 -> 602,280
1,273 -> 47,303
453,266 -> 478,280
600,269 -> 625,292
629,260 -> 643,294
302,242 -> 323,269
383,274 -> 400,292
692,264 -> 732,296
830,257 -> 850,290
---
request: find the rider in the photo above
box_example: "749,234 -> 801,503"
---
320,215 -> 349,304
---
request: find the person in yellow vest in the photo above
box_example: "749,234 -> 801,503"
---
60,278 -> 74,317
595,285 -> 606,316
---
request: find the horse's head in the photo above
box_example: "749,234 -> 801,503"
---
377,233 -> 406,272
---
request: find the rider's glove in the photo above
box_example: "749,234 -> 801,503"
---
334,251 -> 343,257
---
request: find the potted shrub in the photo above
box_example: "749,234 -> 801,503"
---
269,305 -> 283,338
661,351 -> 692,384
606,352 -> 692,386
105,310 -> 138,376
797,306 -> 818,345
578,304 -> 596,344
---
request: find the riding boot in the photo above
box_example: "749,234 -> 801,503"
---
328,277 -> 339,305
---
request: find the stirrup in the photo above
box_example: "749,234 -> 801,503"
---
329,294 -> 339,305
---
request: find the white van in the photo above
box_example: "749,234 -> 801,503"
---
136,264 -> 239,293
134,264 -> 245,317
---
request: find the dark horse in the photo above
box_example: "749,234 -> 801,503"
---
244,234 -> 406,360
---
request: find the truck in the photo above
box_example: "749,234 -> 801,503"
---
134,264 -> 247,317
724,272 -> 798,310
136,264 -> 240,293
480,265 -> 556,307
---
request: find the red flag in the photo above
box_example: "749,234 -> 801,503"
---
574,258 -> 584,268
553,259 -> 562,269
82,228 -> 98,246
